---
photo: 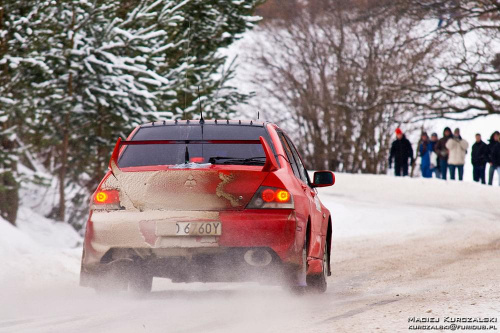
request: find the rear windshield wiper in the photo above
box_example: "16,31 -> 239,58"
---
208,156 -> 266,165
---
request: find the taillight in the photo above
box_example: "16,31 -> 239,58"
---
91,189 -> 121,210
247,186 -> 294,209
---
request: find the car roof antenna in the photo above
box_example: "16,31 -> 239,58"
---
183,20 -> 191,121
198,85 -> 204,124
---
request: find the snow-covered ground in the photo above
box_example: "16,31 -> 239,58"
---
1,173 -> 499,333
0,208 -> 81,290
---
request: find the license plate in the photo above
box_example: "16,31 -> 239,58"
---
175,222 -> 222,236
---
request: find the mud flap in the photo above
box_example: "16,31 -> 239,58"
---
306,258 -> 323,275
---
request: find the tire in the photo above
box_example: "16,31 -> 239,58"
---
94,267 -> 128,295
306,240 -> 328,293
283,232 -> 308,294
129,271 -> 153,294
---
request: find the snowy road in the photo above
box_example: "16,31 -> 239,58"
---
1,174 -> 499,333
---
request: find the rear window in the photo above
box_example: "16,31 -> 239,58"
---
118,125 -> 278,167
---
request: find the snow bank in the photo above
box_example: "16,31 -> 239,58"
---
16,206 -> 82,249
0,216 -> 38,257
0,207 -> 82,289
321,173 -> 500,213
316,173 -> 500,239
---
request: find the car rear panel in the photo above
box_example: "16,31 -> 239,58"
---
84,199 -> 302,275
81,122 -> 306,286
108,165 -> 268,211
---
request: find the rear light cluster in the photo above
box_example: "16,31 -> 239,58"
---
91,189 -> 121,210
247,186 -> 294,209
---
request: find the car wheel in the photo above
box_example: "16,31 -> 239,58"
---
306,240 -> 328,293
95,267 -> 127,295
129,271 -> 153,294
284,233 -> 308,294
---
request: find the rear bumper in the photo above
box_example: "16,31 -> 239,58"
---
81,247 -> 293,286
81,209 -> 301,283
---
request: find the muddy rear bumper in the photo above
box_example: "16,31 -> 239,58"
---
80,246 -> 296,286
81,209 -> 301,285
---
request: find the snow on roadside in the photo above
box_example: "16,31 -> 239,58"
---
0,216 -> 39,257
320,172 -> 500,212
316,173 -> 500,240
0,207 -> 82,290
16,206 -> 81,249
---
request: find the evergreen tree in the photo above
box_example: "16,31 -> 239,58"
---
0,1 -> 41,225
20,0 -> 189,222
161,0 -> 261,119
1,0 -> 261,227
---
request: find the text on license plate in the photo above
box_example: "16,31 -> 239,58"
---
175,222 -> 222,236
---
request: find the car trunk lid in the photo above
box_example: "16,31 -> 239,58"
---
106,136 -> 279,212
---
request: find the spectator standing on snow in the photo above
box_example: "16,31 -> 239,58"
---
430,133 -> 440,178
389,128 -> 414,177
491,138 -> 500,186
471,133 -> 489,184
419,132 -> 433,178
487,131 -> 500,186
446,128 -> 469,181
434,127 -> 453,180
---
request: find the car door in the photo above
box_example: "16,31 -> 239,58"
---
283,135 -> 327,259
278,130 -> 320,226
283,136 -> 323,213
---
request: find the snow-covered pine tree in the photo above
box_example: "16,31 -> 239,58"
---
64,0 -> 193,226
0,1 -> 43,225
159,0 -> 262,119
19,0 -> 193,224
2,0 -> 261,227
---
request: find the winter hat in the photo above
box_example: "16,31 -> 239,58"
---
395,128 -> 403,135
431,132 -> 438,138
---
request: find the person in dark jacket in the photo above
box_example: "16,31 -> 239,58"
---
492,142 -> 500,186
487,131 -> 500,185
471,133 -> 489,184
389,128 -> 414,177
419,132 -> 433,178
434,127 -> 453,180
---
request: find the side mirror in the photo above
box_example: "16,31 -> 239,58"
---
311,171 -> 335,188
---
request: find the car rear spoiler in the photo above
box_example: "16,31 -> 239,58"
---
108,136 -> 279,175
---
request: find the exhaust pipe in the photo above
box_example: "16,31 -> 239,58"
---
244,249 -> 272,267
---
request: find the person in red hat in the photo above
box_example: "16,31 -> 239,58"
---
389,128 -> 414,176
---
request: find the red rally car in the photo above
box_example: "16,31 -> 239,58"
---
80,120 -> 335,293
